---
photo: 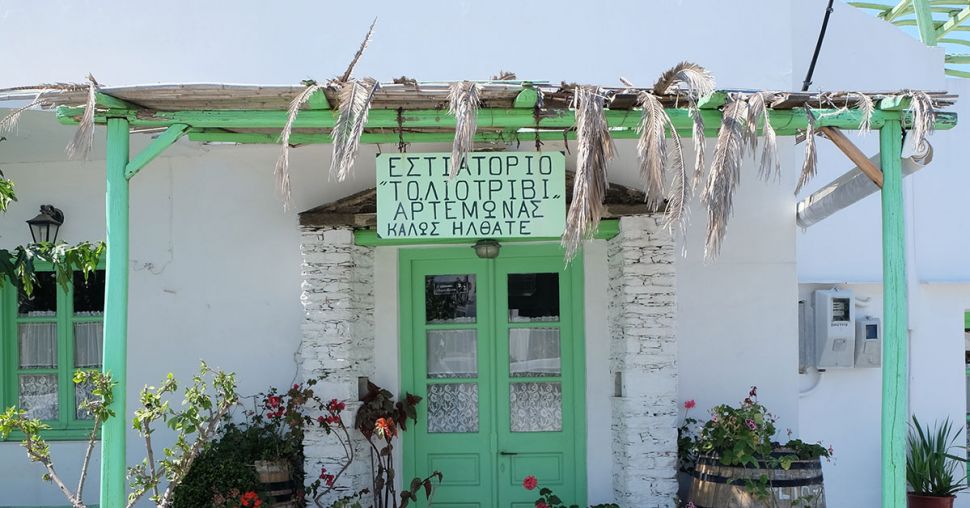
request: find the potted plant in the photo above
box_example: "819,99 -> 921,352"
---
680,387 -> 831,507
907,416 -> 968,508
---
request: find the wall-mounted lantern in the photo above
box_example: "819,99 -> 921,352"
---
26,205 -> 64,243
472,239 -> 501,259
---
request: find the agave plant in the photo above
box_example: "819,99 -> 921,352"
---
907,416 -> 968,497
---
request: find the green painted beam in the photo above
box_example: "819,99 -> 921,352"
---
945,52 -> 970,63
353,219 -> 620,246
938,4 -> 970,35
879,119 -> 908,508
306,89 -> 330,110
56,105 -> 957,138
513,87 -> 539,108
886,0 -> 915,20
913,0 -> 940,43
946,67 -> 970,77
125,124 -> 189,180
938,36 -> 970,46
95,92 -> 138,110
101,117 -> 130,508
697,91 -> 728,109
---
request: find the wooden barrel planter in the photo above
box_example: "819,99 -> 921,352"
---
254,460 -> 298,508
688,453 -> 826,508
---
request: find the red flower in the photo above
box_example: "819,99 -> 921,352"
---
317,415 -> 326,424
327,399 -> 346,412
535,502 -> 548,508
522,475 -> 538,491
293,384 -> 300,390
375,417 -> 397,439
240,491 -> 262,508
684,399 -> 696,410
267,395 -> 282,408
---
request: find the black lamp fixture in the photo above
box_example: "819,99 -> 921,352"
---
472,239 -> 501,259
26,205 -> 64,244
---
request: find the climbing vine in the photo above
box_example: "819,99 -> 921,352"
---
0,170 -> 105,296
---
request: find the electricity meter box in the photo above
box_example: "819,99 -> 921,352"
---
854,317 -> 882,368
814,289 -> 855,368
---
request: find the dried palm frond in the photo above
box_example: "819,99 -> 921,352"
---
636,92 -> 669,209
795,105 -> 818,194
491,71 -> 517,81
687,109 -> 706,193
0,93 -> 48,134
330,78 -> 379,182
448,81 -> 482,176
663,117 -> 689,234
650,62 -> 715,192
67,74 -> 100,160
746,92 -> 780,181
702,97 -> 748,259
906,90 -> 935,152
273,83 -> 323,207
651,61 -> 716,98
851,92 -> 874,134
562,86 -> 613,261
338,18 -> 377,83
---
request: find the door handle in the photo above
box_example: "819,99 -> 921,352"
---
499,451 -> 518,456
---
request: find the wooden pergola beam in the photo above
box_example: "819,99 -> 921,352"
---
55,105 -> 958,140
819,126 -> 884,188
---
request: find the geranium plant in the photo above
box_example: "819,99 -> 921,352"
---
521,475 -> 618,508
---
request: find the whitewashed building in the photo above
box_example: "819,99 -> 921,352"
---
0,1 -> 967,507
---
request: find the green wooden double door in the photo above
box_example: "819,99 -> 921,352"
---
400,244 -> 587,507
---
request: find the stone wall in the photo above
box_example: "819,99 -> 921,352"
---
608,215 -> 678,506
298,217 -> 678,505
298,226 -> 375,502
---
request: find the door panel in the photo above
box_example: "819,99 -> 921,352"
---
401,245 -> 585,507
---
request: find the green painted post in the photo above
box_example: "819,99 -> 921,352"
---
880,119 -> 908,508
912,0 -> 938,45
101,117 -> 130,507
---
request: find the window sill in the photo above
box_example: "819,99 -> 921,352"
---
3,428 -> 99,442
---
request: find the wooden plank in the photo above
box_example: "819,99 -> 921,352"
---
819,127 -> 884,187
879,119 -> 908,508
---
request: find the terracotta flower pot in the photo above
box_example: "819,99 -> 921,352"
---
907,494 -> 955,508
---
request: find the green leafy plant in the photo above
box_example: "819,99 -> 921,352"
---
907,415 -> 968,497
678,388 -> 832,505
0,370 -> 114,508
126,361 -> 239,507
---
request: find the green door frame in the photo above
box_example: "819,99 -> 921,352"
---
398,242 -> 587,505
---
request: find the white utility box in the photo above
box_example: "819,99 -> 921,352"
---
854,317 -> 882,368
814,289 -> 855,368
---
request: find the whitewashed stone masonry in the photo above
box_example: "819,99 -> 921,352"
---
608,215 -> 679,507
298,226 -> 375,502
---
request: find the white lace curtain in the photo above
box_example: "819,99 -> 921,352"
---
18,323 -> 56,368
74,322 -> 103,368
509,328 -> 560,376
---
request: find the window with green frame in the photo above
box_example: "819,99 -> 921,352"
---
1,266 -> 105,440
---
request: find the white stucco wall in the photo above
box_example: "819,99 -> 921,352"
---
790,3 -> 970,508
1,0 -> 963,506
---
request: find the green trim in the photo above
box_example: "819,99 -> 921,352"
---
513,88 -> 539,109
912,0 -> 938,44
56,105 -> 955,138
1,263 -> 106,442
125,123 -> 189,180
964,311 -> 969,330
880,119 -> 907,508
354,219 -> 620,246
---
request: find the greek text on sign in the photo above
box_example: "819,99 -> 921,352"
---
376,152 -> 566,239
